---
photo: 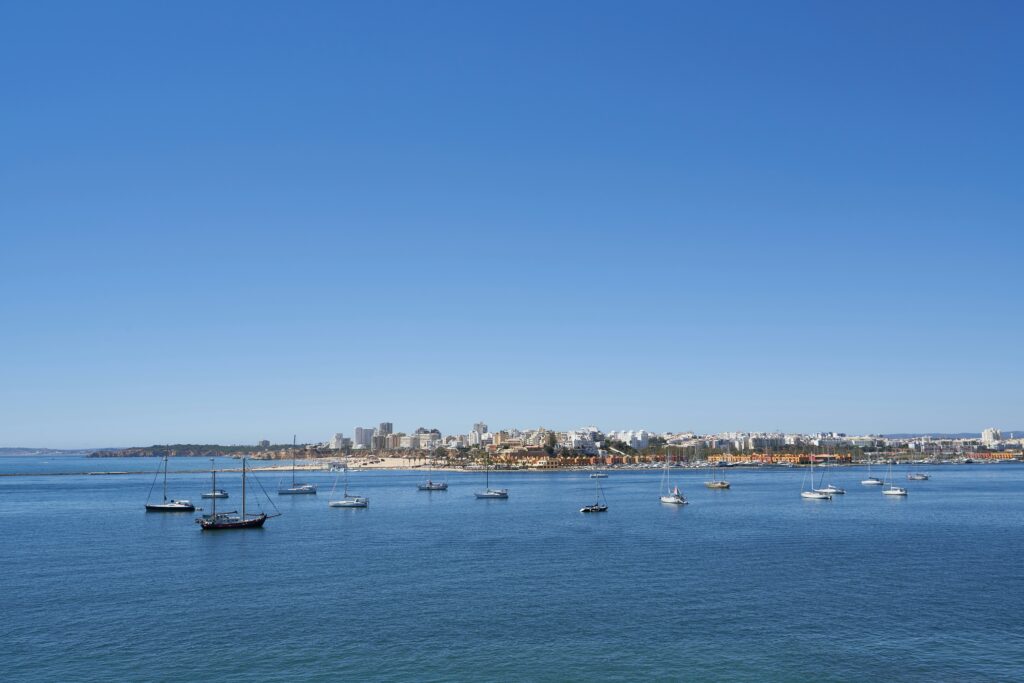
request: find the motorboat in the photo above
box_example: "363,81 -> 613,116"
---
417,480 -> 449,491
907,473 -> 930,481
201,489 -> 229,499
883,486 -> 908,496
861,476 -> 884,485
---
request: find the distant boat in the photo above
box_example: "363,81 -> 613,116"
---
907,472 -> 930,481
474,453 -> 508,499
705,460 -> 730,489
329,454 -> 368,508
144,455 -> 195,512
201,489 -> 229,499
882,460 -> 908,496
801,457 -> 831,500
590,468 -> 609,478
659,452 -> 687,505
196,457 -> 279,529
862,456 -> 884,485
278,435 -> 317,495
813,454 -> 845,495
418,454 -> 448,491
581,473 -> 608,512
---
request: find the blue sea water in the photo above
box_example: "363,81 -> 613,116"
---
2,458 -> 1023,682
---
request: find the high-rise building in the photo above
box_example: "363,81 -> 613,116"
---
354,427 -> 375,448
981,427 -> 1002,445
330,433 -> 345,450
378,422 -> 393,436
473,422 -> 488,435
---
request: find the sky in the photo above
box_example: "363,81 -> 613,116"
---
1,1 -> 1022,448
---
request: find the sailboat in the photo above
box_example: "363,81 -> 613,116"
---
813,451 -> 845,495
659,451 -> 687,505
861,454 -> 884,485
278,435 -> 317,495
328,454 -> 368,507
196,457 -> 279,529
474,452 -> 508,499
801,457 -> 832,500
704,458 -> 730,489
882,459 -> 908,496
580,471 -> 608,512
201,457 -> 229,498
144,455 -> 195,511
417,453 -> 448,491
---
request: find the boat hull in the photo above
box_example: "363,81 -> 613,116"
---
278,486 -> 317,495
882,488 -> 908,496
801,491 -> 832,500
861,478 -> 884,485
580,504 -> 608,513
704,482 -> 730,489
417,482 -> 448,491
145,502 -> 195,512
201,492 -> 229,499
328,498 -> 369,508
196,513 -> 267,529
660,495 -> 688,505
475,490 -> 508,499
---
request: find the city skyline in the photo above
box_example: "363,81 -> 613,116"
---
3,3 -> 1023,448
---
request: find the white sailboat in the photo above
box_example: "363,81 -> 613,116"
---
659,451 -> 687,505
801,457 -> 832,500
144,455 -> 195,511
278,435 -> 317,495
328,454 -> 368,507
882,459 -> 908,496
813,452 -> 845,495
861,455 -> 884,485
474,452 -> 508,499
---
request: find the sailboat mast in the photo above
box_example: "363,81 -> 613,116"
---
211,463 -> 217,517
242,456 -> 247,519
162,456 -> 168,501
292,434 -> 297,486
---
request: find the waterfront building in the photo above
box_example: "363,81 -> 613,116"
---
330,433 -> 345,450
982,427 -> 1002,446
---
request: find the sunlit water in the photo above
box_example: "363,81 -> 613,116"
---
2,457 -> 1023,681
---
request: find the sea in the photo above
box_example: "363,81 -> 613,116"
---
2,456 -> 1023,682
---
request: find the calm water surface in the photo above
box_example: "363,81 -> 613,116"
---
2,458 -> 1023,681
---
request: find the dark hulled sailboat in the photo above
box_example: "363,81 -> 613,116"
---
196,457 -> 277,529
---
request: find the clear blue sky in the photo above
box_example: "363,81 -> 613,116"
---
2,1 -> 1022,448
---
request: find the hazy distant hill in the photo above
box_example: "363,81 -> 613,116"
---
0,448 -> 91,456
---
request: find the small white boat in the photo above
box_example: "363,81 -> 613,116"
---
590,472 -> 608,478
475,489 -> 509,499
883,486 -> 908,496
278,437 -> 317,495
659,455 -> 688,505
145,456 -> 195,511
201,489 -> 229,499
814,484 -> 846,495
861,477 -> 884,486
907,473 -> 929,481
801,490 -> 832,500
417,480 -> 448,491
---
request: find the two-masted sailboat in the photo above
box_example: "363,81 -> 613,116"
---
704,459 -> 731,489
278,435 -> 317,495
144,455 -> 195,511
196,457 -> 280,529
659,451 -> 687,505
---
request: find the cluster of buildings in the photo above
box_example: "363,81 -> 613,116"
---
277,424 -> 1024,467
